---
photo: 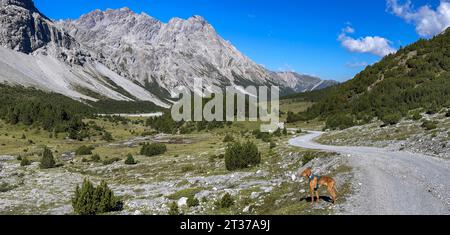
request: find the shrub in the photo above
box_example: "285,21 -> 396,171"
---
252,130 -> 270,142
302,152 -> 317,166
223,134 -> 234,143
381,113 -> 402,126
168,202 -> 180,215
325,113 -> 354,130
0,182 -> 16,193
102,132 -> 113,142
269,141 -> 277,149
286,111 -> 302,123
216,193 -> 234,209
75,145 -> 94,155
102,157 -> 120,165
187,196 -> 200,207
261,135 -> 272,143
412,112 -> 422,121
140,143 -> 167,157
40,147 -> 55,169
146,113 -> 182,134
72,179 -> 123,215
225,141 -> 261,171
20,157 -> 31,166
252,129 -> 271,142
273,128 -> 282,137
426,106 -> 439,115
422,120 -> 437,130
181,164 -> 195,173
91,154 -> 101,162
124,154 -> 137,165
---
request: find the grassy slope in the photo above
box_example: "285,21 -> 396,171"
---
285,28 -> 450,128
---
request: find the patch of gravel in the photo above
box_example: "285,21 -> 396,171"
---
319,115 -> 450,159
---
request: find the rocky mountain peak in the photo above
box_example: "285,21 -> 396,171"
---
166,15 -> 213,34
188,15 -> 207,23
67,7 -> 161,42
0,0 -> 75,54
0,1 -> 336,107
0,0 -> 38,11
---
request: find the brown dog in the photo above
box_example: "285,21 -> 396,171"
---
299,167 -> 337,205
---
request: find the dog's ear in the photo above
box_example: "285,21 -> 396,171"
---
299,168 -> 310,176
306,168 -> 312,175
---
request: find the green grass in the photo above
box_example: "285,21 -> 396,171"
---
167,187 -> 204,200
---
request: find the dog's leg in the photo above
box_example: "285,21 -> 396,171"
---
315,190 -> 320,203
309,184 -> 315,205
328,182 -> 337,204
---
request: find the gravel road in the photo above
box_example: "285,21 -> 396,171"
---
289,131 -> 450,215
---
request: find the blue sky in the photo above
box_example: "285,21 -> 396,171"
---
34,0 -> 446,81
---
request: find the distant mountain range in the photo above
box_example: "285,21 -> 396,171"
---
0,0 -> 337,108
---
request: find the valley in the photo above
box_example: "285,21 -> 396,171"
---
1,0 -> 450,216
0,115 -> 352,215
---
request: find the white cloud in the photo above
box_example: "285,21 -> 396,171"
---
342,26 -> 355,34
338,27 -> 397,57
387,0 -> 450,37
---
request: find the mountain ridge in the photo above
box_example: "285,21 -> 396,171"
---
0,0 -> 337,109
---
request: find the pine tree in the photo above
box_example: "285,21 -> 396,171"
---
223,134 -> 234,143
102,131 -> 113,142
91,154 -> 101,162
217,193 -> 234,209
72,179 -> 122,215
72,179 -> 96,215
187,196 -> 200,207
225,141 -> 261,171
140,143 -> 167,157
40,147 -> 55,169
124,154 -> 137,165
20,157 -> 31,166
168,202 -> 180,215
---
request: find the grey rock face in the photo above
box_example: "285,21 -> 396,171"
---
0,0 -> 75,54
0,1 -> 169,106
274,71 -> 338,93
0,0 -> 336,107
59,8 -> 273,97
59,8 -> 337,96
